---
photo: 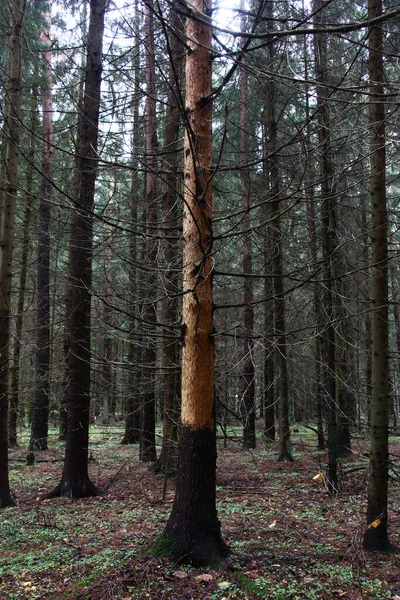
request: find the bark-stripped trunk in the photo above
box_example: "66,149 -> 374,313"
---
139,0 -> 157,463
47,0 -> 105,499
0,0 -> 26,509
9,80 -> 38,447
363,0 -> 391,552
156,0 -> 228,566
30,6 -> 53,451
239,9 -> 255,449
151,4 -> 184,474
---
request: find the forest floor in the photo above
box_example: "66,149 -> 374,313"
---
1,424 -> 400,600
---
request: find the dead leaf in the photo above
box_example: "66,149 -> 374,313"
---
173,571 -> 188,579
194,573 -> 213,583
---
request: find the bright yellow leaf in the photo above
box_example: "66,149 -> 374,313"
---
369,519 -> 381,529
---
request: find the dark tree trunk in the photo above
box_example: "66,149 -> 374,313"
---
0,0 -> 26,509
151,3 -> 184,474
30,9 -> 53,450
121,0 -> 141,446
9,79 -> 38,448
313,0 -> 337,492
139,0 -> 157,463
239,6 -> 256,450
363,0 -> 391,552
47,0 -> 106,499
265,3 -> 292,462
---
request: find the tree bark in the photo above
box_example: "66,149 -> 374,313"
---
313,0 -> 337,492
139,0 -> 157,463
264,2 -> 292,462
156,0 -> 228,566
30,5 -> 53,451
151,3 -> 184,474
8,79 -> 38,447
239,5 -> 256,450
121,0 -> 141,446
363,0 -> 391,552
0,0 -> 26,509
47,0 -> 106,499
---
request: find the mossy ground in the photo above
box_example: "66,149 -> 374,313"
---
1,423 -> 399,599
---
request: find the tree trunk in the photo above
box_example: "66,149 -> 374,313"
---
363,0 -> 391,552
0,0 -> 26,509
156,0 -> 228,566
151,3 -> 184,474
265,2 -> 292,462
139,0 -> 157,463
239,6 -> 256,450
47,0 -> 106,499
121,0 -> 141,446
30,6 -> 53,451
313,0 -> 337,492
9,79 -> 38,448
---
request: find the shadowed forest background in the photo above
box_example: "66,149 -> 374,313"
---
0,0 -> 400,597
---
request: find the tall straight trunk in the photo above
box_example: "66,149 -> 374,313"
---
262,123 -> 275,443
313,0 -> 337,492
152,4 -> 184,474
30,6 -> 53,451
139,0 -> 157,463
301,22 -> 324,450
363,0 -> 391,552
48,0 -> 106,499
9,80 -> 39,447
0,0 -> 26,509
264,2 -> 292,462
362,203 -> 372,424
239,8 -> 255,449
101,207 -> 114,425
122,0 -> 141,445
156,0 -> 228,566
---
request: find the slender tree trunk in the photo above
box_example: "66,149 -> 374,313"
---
239,8 -> 256,449
363,0 -> 391,552
313,0 -> 337,492
262,126 -> 275,443
101,210 -> 114,425
0,0 -> 26,509
122,0 -> 141,445
139,0 -> 157,463
9,80 -> 38,447
47,0 -> 106,499
264,3 -> 292,462
156,0 -> 228,566
30,6 -> 53,451
151,4 -> 184,474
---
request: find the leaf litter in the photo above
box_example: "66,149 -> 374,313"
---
1,426 -> 399,599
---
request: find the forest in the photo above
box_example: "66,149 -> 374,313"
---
0,0 -> 400,598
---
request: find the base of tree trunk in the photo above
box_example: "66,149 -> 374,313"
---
363,527 -> 393,553
28,440 -> 48,451
46,477 -> 102,499
0,492 -> 15,508
154,425 -> 229,567
150,448 -> 178,476
120,432 -> 140,445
